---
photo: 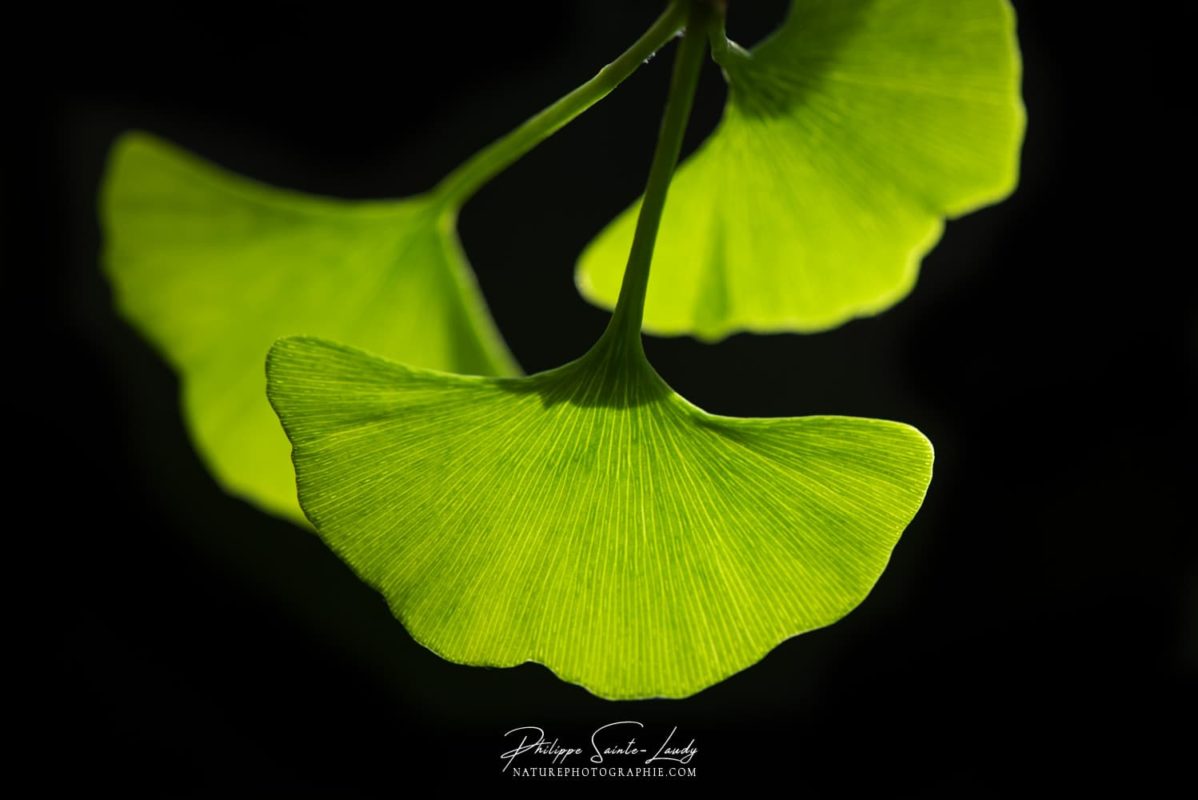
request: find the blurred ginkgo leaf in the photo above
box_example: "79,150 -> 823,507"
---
577,0 -> 1025,339
101,133 -> 518,522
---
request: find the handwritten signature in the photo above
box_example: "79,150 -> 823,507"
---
501,722 -> 697,772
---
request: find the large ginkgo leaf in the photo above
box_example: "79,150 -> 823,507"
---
101,133 -> 518,521
267,335 -> 932,699
577,0 -> 1025,339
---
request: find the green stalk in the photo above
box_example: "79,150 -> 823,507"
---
603,1 -> 712,351
433,1 -> 689,207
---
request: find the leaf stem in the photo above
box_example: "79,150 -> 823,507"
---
708,11 -> 751,71
601,1 -> 712,353
432,2 -> 690,208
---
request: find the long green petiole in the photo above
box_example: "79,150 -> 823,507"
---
432,1 -> 690,208
602,0 -> 713,352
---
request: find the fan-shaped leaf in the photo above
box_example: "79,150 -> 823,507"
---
101,133 -> 517,521
267,335 -> 933,699
577,0 -> 1025,339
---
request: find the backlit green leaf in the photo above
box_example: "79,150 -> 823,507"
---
101,133 -> 518,522
577,0 -> 1025,339
267,335 -> 933,699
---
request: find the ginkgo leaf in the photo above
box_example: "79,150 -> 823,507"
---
101,132 -> 518,522
267,335 -> 933,699
577,0 -> 1025,339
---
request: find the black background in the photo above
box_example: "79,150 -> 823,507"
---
11,0 -> 1194,792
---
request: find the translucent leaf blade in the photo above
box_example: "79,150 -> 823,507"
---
101,132 -> 518,521
577,0 -> 1025,339
268,336 -> 933,699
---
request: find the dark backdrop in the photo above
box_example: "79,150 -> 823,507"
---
10,1 -> 1193,792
